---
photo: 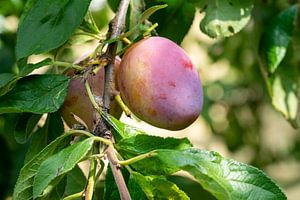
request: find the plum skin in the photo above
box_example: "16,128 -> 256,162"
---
117,36 -> 203,130
61,57 -> 122,130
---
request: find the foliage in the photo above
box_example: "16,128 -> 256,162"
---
0,0 -> 299,199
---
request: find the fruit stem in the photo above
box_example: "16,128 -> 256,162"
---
143,22 -> 158,37
84,80 -> 102,114
118,151 -> 157,165
63,191 -> 84,200
65,129 -> 94,138
93,136 -> 113,146
92,58 -> 109,75
53,61 -> 85,71
122,37 -> 132,45
115,94 -> 131,117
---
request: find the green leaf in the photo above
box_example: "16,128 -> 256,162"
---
104,165 -> 130,200
145,0 -> 195,43
0,0 -> 23,15
199,0 -> 254,38
115,134 -> 192,158
129,0 -> 145,40
128,174 -> 148,200
267,63 -> 299,127
14,113 -> 41,144
168,175 -> 215,199
24,125 -> 49,163
25,113 -> 43,137
0,73 -> 16,89
129,3 -> 167,40
24,112 -> 64,163
0,58 -> 52,96
16,0 -> 92,59
0,59 -> 53,96
45,177 -> 67,200
128,149 -> 287,200
47,111 -> 65,141
14,113 -> 42,144
33,137 -> 94,198
13,133 -> 72,200
107,0 -> 119,12
0,74 -> 70,114
101,112 -> 146,142
104,166 -> 122,200
259,5 -> 298,73
79,11 -> 100,35
64,165 -> 86,197
139,4 -> 168,23
187,0 -> 205,5
18,0 -> 38,24
0,73 -> 18,96
129,172 -> 189,200
19,58 -> 53,76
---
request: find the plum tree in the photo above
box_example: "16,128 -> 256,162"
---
61,58 -> 122,130
117,36 -> 203,130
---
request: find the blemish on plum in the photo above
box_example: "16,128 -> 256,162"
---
159,93 -> 167,100
121,81 -> 126,90
64,96 -> 78,107
168,81 -> 176,87
148,108 -> 157,116
182,59 -> 193,69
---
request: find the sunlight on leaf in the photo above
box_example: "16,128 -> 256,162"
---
260,5 -> 298,73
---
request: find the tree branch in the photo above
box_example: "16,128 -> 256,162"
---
106,145 -> 131,200
103,0 -> 131,111
97,0 -> 132,200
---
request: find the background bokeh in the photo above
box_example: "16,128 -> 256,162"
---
0,0 -> 299,199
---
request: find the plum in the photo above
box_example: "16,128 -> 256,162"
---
117,36 -> 203,130
60,69 -> 104,130
61,58 -> 122,130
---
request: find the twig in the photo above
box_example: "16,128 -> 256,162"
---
106,145 -> 131,200
99,0 -> 132,199
103,0 -> 130,111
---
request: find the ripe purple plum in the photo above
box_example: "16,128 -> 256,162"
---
117,37 -> 203,130
61,58 -> 122,130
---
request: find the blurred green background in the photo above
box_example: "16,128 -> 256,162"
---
0,0 -> 300,199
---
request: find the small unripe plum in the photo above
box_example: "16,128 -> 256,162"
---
117,37 -> 203,130
60,69 -> 104,130
61,58 -> 122,130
